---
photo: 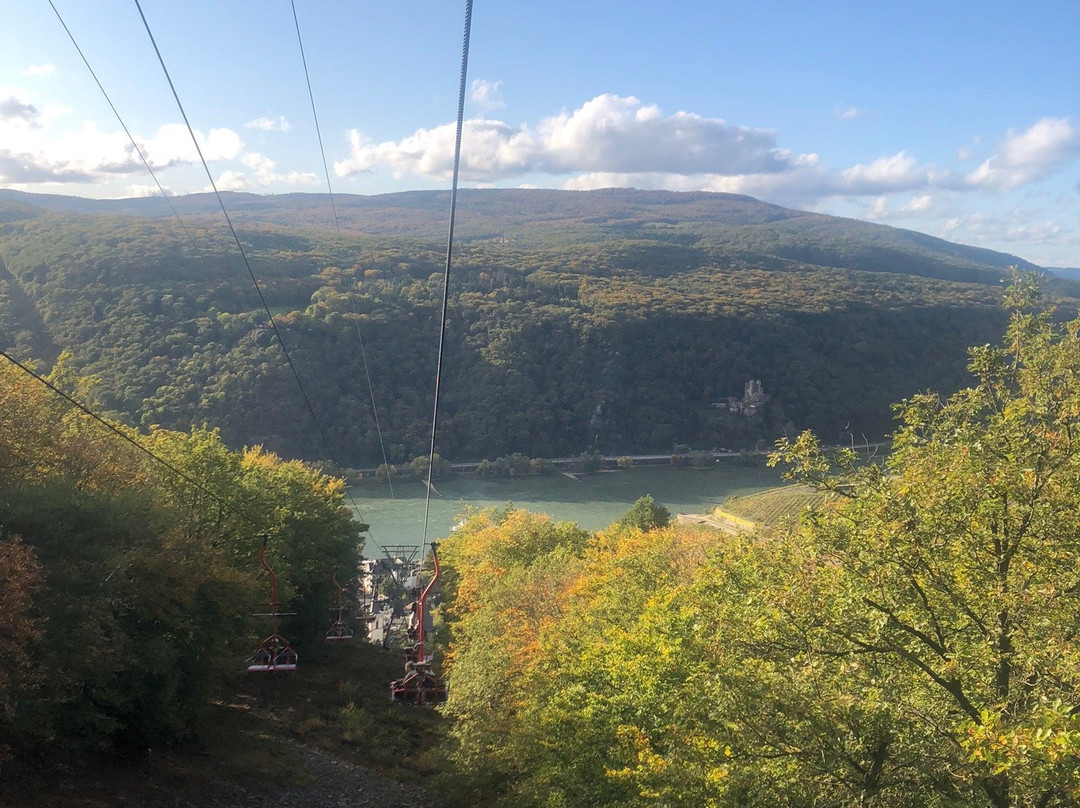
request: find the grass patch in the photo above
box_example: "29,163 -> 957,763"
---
721,484 -> 834,528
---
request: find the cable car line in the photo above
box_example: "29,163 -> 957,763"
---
421,0 -> 474,547
356,323 -> 396,499
132,0 -> 344,480
27,3 -> 478,683
0,347 -> 264,529
290,0 -> 341,239
46,0 -> 189,238
43,1 -> 372,540
389,0 -> 473,707
38,2 -> 375,555
289,1 -> 396,500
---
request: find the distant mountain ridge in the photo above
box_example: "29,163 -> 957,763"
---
0,187 -> 1044,280
0,187 -> 1070,464
1048,266 -> 1080,280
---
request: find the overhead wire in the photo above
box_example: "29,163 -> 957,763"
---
46,0 -> 190,237
289,0 -> 396,503
355,326 -> 395,499
22,2 -> 331,536
132,0 -> 351,493
24,1 -> 454,545
0,348 -> 264,528
38,0 -> 374,545
421,0 -> 474,546
290,0 -> 341,240
0,4 -> 417,562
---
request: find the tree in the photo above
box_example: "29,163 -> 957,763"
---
616,495 -> 671,531
767,284 -> 1080,807
0,534 -> 42,724
438,283 -> 1080,808
0,364 -> 363,758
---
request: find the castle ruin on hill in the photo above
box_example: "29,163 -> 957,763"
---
713,379 -> 767,416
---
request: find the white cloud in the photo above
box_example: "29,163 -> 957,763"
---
0,97 -> 135,183
200,127 -> 245,161
940,211 -> 1068,246
140,124 -> 244,167
245,115 -> 291,132
469,79 -> 504,110
901,194 -> 932,214
837,152 -> 948,194
1005,220 -> 1062,243
3,79 -> 1076,266
0,87 -> 39,125
862,193 -> 932,221
240,151 -> 319,186
834,105 -> 863,120
214,170 -> 249,192
23,64 -> 55,78
865,196 -> 889,220
196,152 -> 320,192
337,119 -> 533,179
956,136 -> 980,161
242,152 -> 275,176
967,118 -> 1080,190
841,152 -> 916,185
335,95 -> 1074,210
337,94 -> 796,182
0,88 -> 309,193
0,85 -> 246,186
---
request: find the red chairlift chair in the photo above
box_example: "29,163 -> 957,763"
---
325,570 -> 354,642
246,536 -> 299,673
390,541 -> 448,705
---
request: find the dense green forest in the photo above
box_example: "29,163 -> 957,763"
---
436,288 -> 1080,807
0,355 -> 364,761
0,188 -> 1069,466
5,230 -> 1080,805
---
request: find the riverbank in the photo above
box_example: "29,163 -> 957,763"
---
350,448 -> 756,480
348,462 -> 788,547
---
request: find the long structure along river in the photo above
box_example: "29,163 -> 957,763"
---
349,462 -> 787,550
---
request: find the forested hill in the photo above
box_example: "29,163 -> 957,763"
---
0,187 -> 1069,466
0,187 -> 1046,282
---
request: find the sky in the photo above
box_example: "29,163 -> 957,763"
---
2,0 -> 1078,267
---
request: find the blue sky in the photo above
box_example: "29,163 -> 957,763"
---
2,0 -> 1078,266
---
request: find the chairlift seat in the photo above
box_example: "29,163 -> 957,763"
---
246,633 -> 298,673
324,620 -> 354,642
390,663 -> 448,704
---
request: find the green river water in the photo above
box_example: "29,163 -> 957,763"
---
349,462 -> 786,550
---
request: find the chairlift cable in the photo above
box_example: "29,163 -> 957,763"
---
421,0 -> 473,547
289,1 -> 396,500
356,323 -> 396,498
39,4 -> 368,543
47,0 -> 189,237
289,0 -> 342,239
133,0 -> 354,495
0,348 -> 264,528
390,0 -> 471,705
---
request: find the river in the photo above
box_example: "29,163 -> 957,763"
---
349,461 -> 786,550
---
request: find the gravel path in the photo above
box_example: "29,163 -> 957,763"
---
123,743 -> 438,808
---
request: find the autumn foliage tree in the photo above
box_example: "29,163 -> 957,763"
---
764,280 -> 1080,807
0,359 -> 364,760
0,535 -> 42,725
438,281 -> 1080,808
